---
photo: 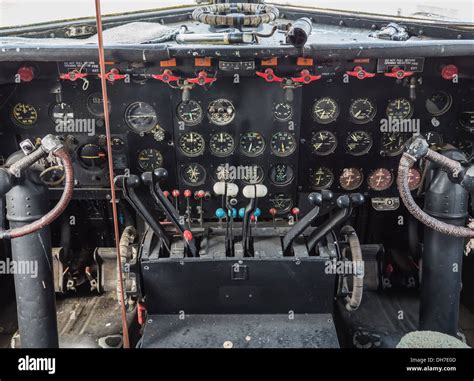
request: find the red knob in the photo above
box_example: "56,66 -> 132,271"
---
188,71 -> 217,85
17,65 -> 35,82
291,69 -> 321,84
184,189 -> 192,198
346,66 -> 376,80
269,208 -> 277,216
255,68 -> 284,83
152,69 -> 180,83
99,68 -> 127,82
163,191 -> 170,198
441,64 -> 458,80
250,215 -> 256,222
195,190 -> 205,199
172,189 -> 180,198
291,207 -> 300,216
183,230 -> 193,242
384,66 -> 414,79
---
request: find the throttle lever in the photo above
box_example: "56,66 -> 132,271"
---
282,191 -> 333,256
142,169 -> 198,257
307,193 -> 364,253
242,184 -> 268,257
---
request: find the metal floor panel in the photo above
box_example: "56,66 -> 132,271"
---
142,313 -> 339,348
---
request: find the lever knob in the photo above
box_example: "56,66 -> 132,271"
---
215,208 -> 226,219
253,208 -> 261,218
269,208 -> 277,216
350,193 -> 365,206
153,168 -> 168,182
238,208 -> 245,218
321,189 -> 334,202
228,208 -> 237,218
291,207 -> 300,216
308,192 -> 323,206
172,189 -> 180,198
163,191 -> 170,198
184,189 -> 192,198
195,190 -> 205,199
336,194 -> 351,209
183,230 -> 193,242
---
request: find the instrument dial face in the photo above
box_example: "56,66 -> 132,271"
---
50,102 -> 74,124
137,148 -> 163,171
424,131 -> 443,146
124,101 -> 158,133
273,102 -> 293,121
386,98 -> 413,120
12,103 -> 38,127
408,168 -> 422,191
349,97 -> 377,124
270,132 -> 297,157
458,101 -> 474,133
312,97 -> 339,124
178,132 -> 205,157
339,168 -> 363,191
241,165 -> 264,185
208,98 -> 235,126
87,93 -> 111,117
78,143 -> 107,169
380,132 -> 409,156
310,167 -> 334,190
209,132 -> 235,157
182,163 -> 206,186
368,168 -> 393,191
270,193 -> 293,214
311,130 -> 337,155
176,100 -> 203,126
345,131 -> 373,156
213,164 -> 235,183
426,91 -> 452,116
270,164 -> 294,186
239,132 -> 265,157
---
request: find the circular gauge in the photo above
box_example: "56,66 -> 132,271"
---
208,98 -> 235,126
310,167 -> 334,190
274,102 -> 293,121
345,131 -> 373,156
111,137 -> 126,151
349,97 -> 377,124
212,164 -> 234,183
339,168 -> 363,191
408,168 -> 422,191
368,168 -> 393,191
239,132 -> 265,157
386,98 -> 413,120
425,91 -> 452,116
270,132 -> 297,157
312,97 -> 339,124
125,101 -> 158,134
86,93 -> 111,117
178,132 -> 205,157
424,131 -> 443,146
452,139 -> 473,160
269,193 -> 293,214
77,144 -> 107,169
458,101 -> 474,133
311,130 -> 337,156
176,100 -> 203,126
182,163 -> 207,186
137,148 -> 163,171
12,103 -> 38,127
380,132 -> 409,156
50,102 -> 74,124
241,165 -> 265,185
40,166 -> 65,186
269,164 -> 294,186
209,132 -> 235,157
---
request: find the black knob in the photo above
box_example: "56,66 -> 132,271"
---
140,172 -> 153,186
321,189 -> 334,202
153,168 -> 168,182
336,194 -> 351,209
308,192 -> 322,206
350,193 -> 365,206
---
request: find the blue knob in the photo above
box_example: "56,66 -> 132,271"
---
253,208 -> 261,218
215,208 -> 226,219
238,208 -> 245,218
228,208 -> 237,218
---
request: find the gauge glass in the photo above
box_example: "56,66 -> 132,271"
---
425,92 -> 452,116
270,132 -> 296,157
86,93 -> 111,117
349,97 -> 377,124
368,168 -> 393,191
269,193 -> 293,214
137,148 -> 163,171
239,132 -> 265,157
424,131 -> 443,146
78,144 -> 107,169
209,132 -> 235,157
380,132 -> 409,156
40,166 -> 65,186
345,131 -> 373,156
312,97 -> 339,124
269,164 -> 294,186
274,102 -> 293,121
178,132 -> 205,157
177,100 -> 203,126
182,163 -> 206,186
125,101 -> 158,133
208,98 -> 235,126
408,168 -> 422,191
50,102 -> 74,124
458,101 -> 474,133
310,167 -> 334,190
12,103 -> 38,127
311,130 -> 337,155
241,165 -> 264,185
386,98 -> 413,120
339,168 -> 363,191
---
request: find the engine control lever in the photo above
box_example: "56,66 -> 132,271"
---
114,174 -> 170,252
142,168 -> 197,257
282,190 -> 333,256
307,193 -> 364,253
214,182 -> 239,256
242,184 -> 268,256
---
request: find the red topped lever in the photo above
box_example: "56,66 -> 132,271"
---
256,68 -> 284,83
291,69 -> 321,84
99,68 -> 127,82
346,66 -> 376,80
152,69 -> 181,83
384,66 -> 414,79
188,71 -> 217,86
60,70 -> 88,82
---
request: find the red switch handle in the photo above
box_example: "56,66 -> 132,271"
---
256,68 -> 284,83
346,66 -> 376,80
188,71 -> 217,85
99,68 -> 127,82
384,66 -> 414,79
60,70 -> 88,81
291,69 -> 321,84
152,69 -> 180,83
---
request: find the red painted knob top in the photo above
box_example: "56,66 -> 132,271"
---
196,190 -> 205,199
17,65 -> 34,82
184,189 -> 192,198
441,64 -> 458,80
172,189 -> 180,198
250,215 -> 256,222
163,191 -> 170,198
269,208 -> 277,216
291,207 -> 300,216
183,230 -> 193,242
